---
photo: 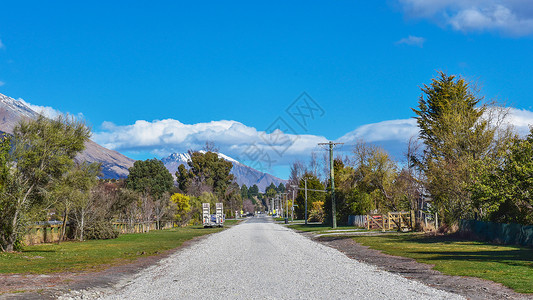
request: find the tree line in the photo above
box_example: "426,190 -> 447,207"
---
0,117 -> 244,252
288,71 -> 533,230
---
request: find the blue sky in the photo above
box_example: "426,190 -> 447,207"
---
1,1 -> 533,179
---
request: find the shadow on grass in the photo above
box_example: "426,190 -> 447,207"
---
373,234 -> 533,265
416,250 -> 533,263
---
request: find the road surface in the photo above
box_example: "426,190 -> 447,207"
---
61,215 -> 463,299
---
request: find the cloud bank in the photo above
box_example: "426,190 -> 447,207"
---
93,106 -> 533,169
397,0 -> 533,36
19,99 -> 533,175
93,119 -> 329,168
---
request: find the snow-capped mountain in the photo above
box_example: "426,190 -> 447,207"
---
162,151 -> 287,192
0,93 -> 135,178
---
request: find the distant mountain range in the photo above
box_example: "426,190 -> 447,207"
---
0,93 -> 134,178
161,151 -> 287,192
0,92 -> 288,186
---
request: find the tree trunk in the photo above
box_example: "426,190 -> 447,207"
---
5,208 -> 20,252
79,207 -> 85,241
59,207 -> 68,243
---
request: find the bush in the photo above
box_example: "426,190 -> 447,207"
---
84,221 -> 119,240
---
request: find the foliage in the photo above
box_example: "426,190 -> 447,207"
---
248,184 -> 259,199
308,200 -> 325,222
170,193 -> 191,225
126,159 -> 174,229
470,129 -> 533,224
51,162 -> 100,242
0,115 -> 90,252
412,71 -> 496,226
240,184 -> 249,200
277,183 -> 286,193
126,159 -> 173,200
84,220 -> 119,240
175,151 -> 234,199
294,172 -> 324,220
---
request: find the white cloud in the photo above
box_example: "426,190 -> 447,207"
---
93,107 -> 533,167
17,98 -> 63,119
93,119 -> 329,166
504,107 -> 533,136
16,98 -> 84,120
0,81 -> 5,87
396,35 -> 426,47
397,0 -> 533,36
0,39 -> 4,49
337,119 -> 419,143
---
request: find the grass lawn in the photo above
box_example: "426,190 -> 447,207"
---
288,223 -> 362,233
353,234 -> 533,294
0,226 -> 224,274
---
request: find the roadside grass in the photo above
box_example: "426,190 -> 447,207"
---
288,223 -> 362,233
224,219 -> 240,226
353,234 -> 533,294
0,226 -> 223,274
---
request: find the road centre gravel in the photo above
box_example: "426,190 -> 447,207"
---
59,216 -> 463,300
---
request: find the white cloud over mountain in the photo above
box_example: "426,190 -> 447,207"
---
93,119 -> 329,168
397,0 -> 533,36
18,99 -> 533,173
93,106 -> 533,170
17,98 -> 85,121
17,98 -> 63,119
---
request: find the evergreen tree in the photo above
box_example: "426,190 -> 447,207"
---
412,72 -> 495,226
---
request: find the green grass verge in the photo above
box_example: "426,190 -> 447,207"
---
352,234 -> 533,294
288,223 -> 362,232
0,226 -> 224,274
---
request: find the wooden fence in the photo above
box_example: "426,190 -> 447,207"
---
366,211 -> 415,231
24,221 -> 178,245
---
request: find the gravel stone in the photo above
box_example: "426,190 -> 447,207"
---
59,216 -> 464,300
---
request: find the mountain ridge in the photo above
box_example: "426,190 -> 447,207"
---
161,151 -> 287,192
0,93 -> 135,178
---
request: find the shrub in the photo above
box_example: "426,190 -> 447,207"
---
84,221 -> 119,240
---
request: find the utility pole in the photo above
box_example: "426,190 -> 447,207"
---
284,193 -> 289,220
304,179 -> 308,225
291,188 -> 295,222
318,141 -> 343,228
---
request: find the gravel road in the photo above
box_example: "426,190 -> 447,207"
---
60,216 -> 464,299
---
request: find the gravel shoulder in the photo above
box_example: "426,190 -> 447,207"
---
59,216 -> 463,300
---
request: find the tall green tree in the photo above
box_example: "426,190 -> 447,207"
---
248,184 -> 259,199
127,159 -> 173,200
175,151 -> 234,199
240,184 -> 249,200
277,182 -> 286,193
470,129 -> 533,224
412,72 -> 495,226
0,115 -> 90,252
126,159 -> 174,228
